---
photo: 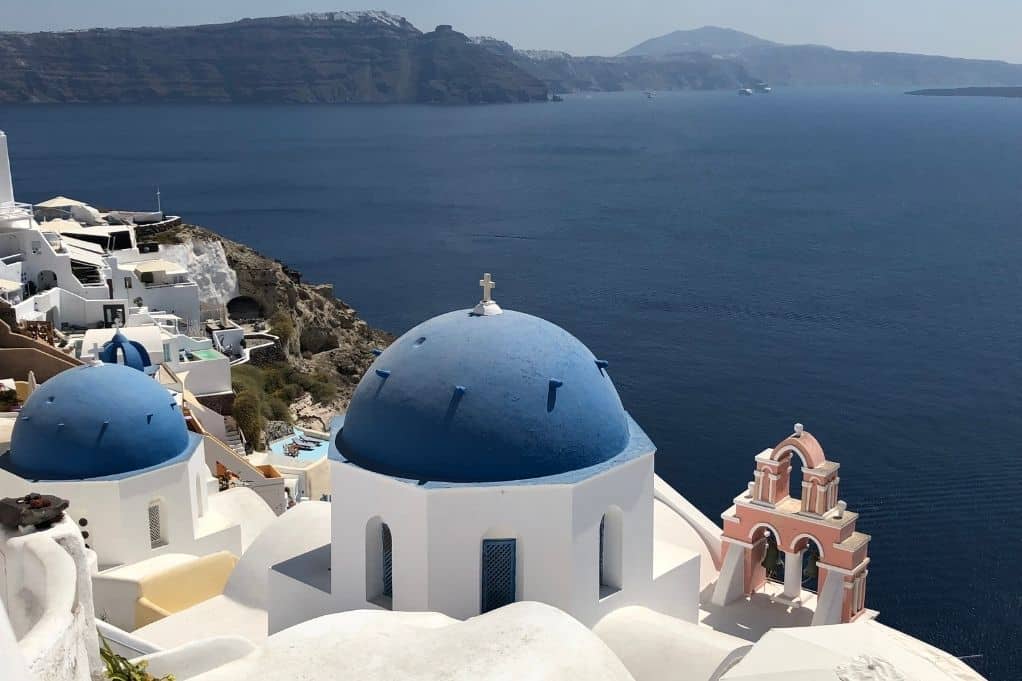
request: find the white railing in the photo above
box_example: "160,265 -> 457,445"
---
0,202 -> 33,220
96,620 -> 161,658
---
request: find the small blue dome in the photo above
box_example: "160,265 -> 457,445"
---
338,309 -> 630,483
99,330 -> 152,371
8,364 -> 191,480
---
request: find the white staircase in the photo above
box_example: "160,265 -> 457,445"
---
224,419 -> 247,456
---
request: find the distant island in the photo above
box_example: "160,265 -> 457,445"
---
3,12 -> 1022,103
0,12 -> 549,105
907,87 -> 1022,98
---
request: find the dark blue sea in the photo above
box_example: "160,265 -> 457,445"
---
2,89 -> 1019,679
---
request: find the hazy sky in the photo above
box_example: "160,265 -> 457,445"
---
6,1 -> 1022,62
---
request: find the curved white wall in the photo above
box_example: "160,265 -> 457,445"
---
0,516 -> 103,681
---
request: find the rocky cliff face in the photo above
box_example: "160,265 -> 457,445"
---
169,224 -> 392,420
472,37 -> 754,92
0,13 -> 548,104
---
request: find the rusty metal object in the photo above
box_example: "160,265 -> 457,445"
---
0,493 -> 70,530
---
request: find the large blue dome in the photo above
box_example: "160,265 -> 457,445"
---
338,309 -> 631,483
7,364 -> 191,480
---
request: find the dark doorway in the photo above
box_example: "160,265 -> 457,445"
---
103,304 -> 125,328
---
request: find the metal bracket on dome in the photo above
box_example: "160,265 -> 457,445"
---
547,379 -> 564,413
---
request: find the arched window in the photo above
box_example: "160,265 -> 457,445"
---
365,517 -> 393,609
599,508 -> 623,598
481,538 -> 517,613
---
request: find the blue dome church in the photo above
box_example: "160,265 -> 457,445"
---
0,363 -> 253,569
98,329 -> 153,372
273,275 -> 701,631
7,364 -> 188,480
338,307 -> 630,483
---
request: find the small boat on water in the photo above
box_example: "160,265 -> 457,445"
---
738,88 -> 754,96
645,90 -> 656,99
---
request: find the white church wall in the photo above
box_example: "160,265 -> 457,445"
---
330,462 -> 430,612
324,453 -> 685,626
0,469 -> 122,565
649,554 -> 701,622
424,481 -> 575,620
568,454 -> 659,626
0,444 -> 241,571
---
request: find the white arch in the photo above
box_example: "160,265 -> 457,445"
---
599,507 -> 624,596
364,516 -> 392,608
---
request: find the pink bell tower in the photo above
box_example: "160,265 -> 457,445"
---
711,425 -> 871,625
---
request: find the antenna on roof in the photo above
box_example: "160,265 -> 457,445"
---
155,186 -> 162,214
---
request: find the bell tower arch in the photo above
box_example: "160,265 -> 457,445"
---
711,424 -> 871,625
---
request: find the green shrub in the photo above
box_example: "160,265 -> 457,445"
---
308,378 -> 337,404
232,391 -> 264,445
269,312 -> 295,344
101,635 -> 174,681
231,364 -> 266,395
230,361 -> 335,443
277,382 -> 304,401
263,396 -> 292,423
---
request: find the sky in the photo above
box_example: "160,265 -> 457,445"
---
5,0 -> 1022,63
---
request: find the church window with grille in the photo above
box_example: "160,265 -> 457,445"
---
481,538 -> 517,613
148,500 -> 167,548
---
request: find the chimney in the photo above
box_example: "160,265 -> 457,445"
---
0,132 -> 14,207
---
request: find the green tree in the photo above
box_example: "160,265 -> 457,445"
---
232,391 -> 265,447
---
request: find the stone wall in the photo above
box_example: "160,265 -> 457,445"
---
133,216 -> 183,241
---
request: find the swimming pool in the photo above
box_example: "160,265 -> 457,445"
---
268,427 -> 330,462
189,348 -> 226,361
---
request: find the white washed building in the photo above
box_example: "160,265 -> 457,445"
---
267,284 -> 702,632
0,131 -> 200,331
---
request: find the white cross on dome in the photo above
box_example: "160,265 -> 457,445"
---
472,272 -> 503,316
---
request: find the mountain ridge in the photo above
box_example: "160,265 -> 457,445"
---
0,13 -> 548,104
619,26 -> 776,58
3,12 -> 1021,103
617,26 -> 1022,87
471,36 -> 753,93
